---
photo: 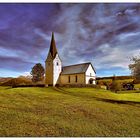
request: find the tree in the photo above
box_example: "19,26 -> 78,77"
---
110,75 -> 121,93
129,55 -> 140,81
30,63 -> 45,83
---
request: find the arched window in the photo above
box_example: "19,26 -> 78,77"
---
89,78 -> 94,84
68,76 -> 70,83
75,75 -> 77,82
56,62 -> 59,66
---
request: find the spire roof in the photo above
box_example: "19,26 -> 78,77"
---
49,32 -> 57,59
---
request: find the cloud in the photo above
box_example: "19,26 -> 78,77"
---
0,56 -> 34,72
0,3 -> 140,77
0,47 -> 19,57
52,4 -> 140,76
94,44 -> 140,70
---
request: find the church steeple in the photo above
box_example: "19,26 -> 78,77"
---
45,32 -> 62,86
49,32 -> 57,59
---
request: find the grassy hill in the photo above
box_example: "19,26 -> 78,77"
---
0,86 -> 140,137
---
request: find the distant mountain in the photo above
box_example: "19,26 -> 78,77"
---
18,75 -> 32,80
0,77 -> 13,84
0,77 -> 32,86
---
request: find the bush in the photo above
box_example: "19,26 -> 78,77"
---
110,82 -> 122,93
57,84 -> 100,88
103,82 -> 111,90
12,84 -> 45,88
133,79 -> 140,84
96,80 -> 104,86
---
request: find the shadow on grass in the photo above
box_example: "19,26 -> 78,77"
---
4,86 -> 140,107
54,87 -> 140,107
96,98 -> 140,106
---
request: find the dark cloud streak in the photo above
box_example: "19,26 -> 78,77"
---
0,56 -> 34,71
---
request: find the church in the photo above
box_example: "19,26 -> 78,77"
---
45,33 -> 96,86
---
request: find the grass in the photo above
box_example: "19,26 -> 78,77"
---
135,84 -> 140,88
0,86 -> 140,137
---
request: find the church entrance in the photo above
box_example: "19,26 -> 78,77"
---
89,78 -> 94,84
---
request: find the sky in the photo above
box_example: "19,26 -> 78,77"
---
0,3 -> 140,77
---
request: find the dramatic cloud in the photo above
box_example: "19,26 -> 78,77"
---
0,3 -> 140,77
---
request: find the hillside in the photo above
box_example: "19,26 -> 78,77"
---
0,77 -> 13,84
0,77 -> 32,86
0,87 -> 140,137
96,75 -> 134,86
96,75 -> 133,80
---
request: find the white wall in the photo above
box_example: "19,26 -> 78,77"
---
85,64 -> 96,84
53,54 -> 62,86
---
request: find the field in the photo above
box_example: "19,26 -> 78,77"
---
97,78 -> 134,84
0,86 -> 140,137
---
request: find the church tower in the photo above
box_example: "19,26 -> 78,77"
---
45,32 -> 62,86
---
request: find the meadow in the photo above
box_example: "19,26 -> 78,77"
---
0,86 -> 140,137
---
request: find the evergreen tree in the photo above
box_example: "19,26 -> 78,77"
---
30,63 -> 45,83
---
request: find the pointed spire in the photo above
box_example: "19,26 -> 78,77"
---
49,32 -> 57,59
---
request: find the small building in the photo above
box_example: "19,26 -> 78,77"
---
45,32 -> 96,86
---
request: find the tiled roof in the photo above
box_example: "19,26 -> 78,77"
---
61,62 -> 95,75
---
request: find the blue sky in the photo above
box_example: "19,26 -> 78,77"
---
0,3 -> 140,77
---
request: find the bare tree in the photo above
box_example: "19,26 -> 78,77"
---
129,55 -> 140,81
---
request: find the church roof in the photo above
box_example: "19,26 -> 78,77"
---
61,62 -> 96,75
49,32 -> 57,59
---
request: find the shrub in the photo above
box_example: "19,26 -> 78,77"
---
110,82 -> 122,93
57,84 -> 100,88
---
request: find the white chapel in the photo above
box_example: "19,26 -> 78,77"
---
45,33 -> 96,86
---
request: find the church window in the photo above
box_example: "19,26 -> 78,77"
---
57,62 -> 59,66
90,73 -> 92,76
68,76 -> 70,83
89,78 -> 94,84
75,75 -> 78,82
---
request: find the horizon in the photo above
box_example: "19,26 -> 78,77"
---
0,3 -> 140,78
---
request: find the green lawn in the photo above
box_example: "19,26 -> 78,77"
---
0,86 -> 140,137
